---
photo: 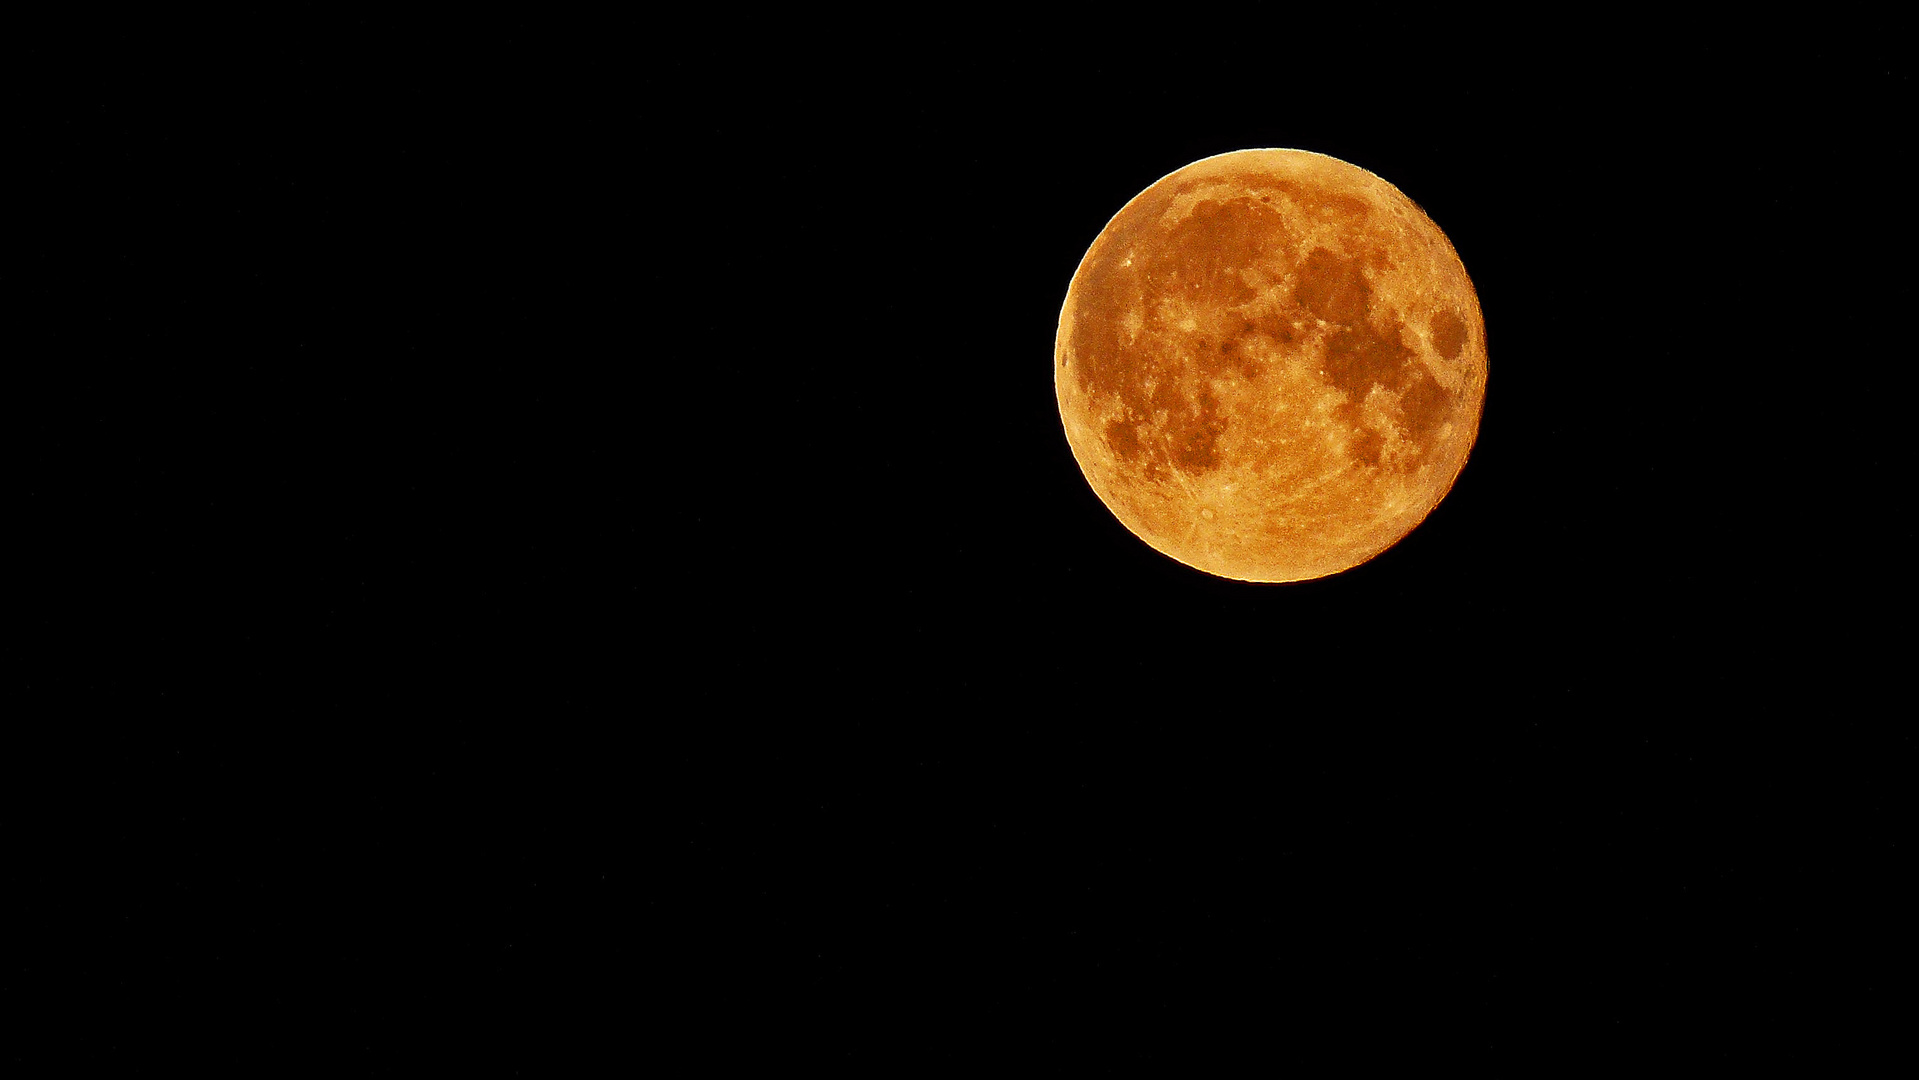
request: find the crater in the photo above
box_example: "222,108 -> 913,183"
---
1257,179 -> 1371,224
1198,333 -> 1261,381
1430,309 -> 1468,360
1348,425 -> 1386,467
1293,247 -> 1371,326
1323,322 -> 1414,403
1170,387 -> 1228,473
1105,416 -> 1143,464
1397,368 -> 1450,441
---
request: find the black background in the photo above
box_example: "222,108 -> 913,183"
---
19,20 -> 1914,1068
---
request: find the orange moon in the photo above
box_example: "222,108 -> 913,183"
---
1056,148 -> 1487,583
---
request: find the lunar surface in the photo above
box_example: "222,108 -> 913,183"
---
1056,148 -> 1487,582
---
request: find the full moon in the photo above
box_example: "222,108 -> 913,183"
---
1056,148 -> 1487,583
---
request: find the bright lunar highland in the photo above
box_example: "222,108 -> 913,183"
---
1056,148 -> 1487,582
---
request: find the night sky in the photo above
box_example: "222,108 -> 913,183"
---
21,23 -> 1912,1068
